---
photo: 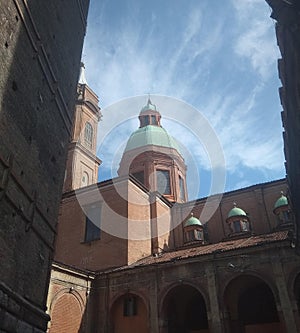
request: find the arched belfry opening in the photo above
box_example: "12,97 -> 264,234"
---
224,275 -> 283,333
161,284 -> 209,333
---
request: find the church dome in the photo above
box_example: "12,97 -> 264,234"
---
228,205 -> 247,218
184,214 -> 202,227
118,98 -> 187,203
274,193 -> 288,210
124,125 -> 181,153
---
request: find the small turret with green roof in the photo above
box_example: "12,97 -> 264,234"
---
274,192 -> 288,212
226,203 -> 250,236
227,204 -> 247,219
273,192 -> 292,227
184,213 -> 202,227
184,213 -> 204,244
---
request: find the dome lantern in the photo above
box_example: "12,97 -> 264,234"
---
138,98 -> 161,128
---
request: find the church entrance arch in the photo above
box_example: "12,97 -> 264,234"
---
160,284 -> 209,333
224,274 -> 284,333
110,293 -> 149,333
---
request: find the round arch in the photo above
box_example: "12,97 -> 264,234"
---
49,287 -> 85,313
110,291 -> 149,333
160,282 -> 210,333
109,290 -> 149,313
158,280 -> 209,315
223,273 -> 284,333
48,289 -> 84,333
221,270 -> 280,305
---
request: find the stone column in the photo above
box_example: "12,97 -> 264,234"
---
149,270 -> 159,333
150,193 -> 159,254
205,264 -> 223,333
272,258 -> 298,333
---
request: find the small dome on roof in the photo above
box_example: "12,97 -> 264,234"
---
184,213 -> 202,227
140,98 -> 157,113
274,192 -> 288,210
228,203 -> 247,218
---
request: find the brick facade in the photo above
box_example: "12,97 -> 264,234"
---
48,173 -> 300,332
265,0 -> 300,253
0,1 -> 89,331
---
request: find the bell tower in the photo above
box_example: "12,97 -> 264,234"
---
63,63 -> 102,192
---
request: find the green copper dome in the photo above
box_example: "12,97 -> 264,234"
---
140,99 -> 157,113
274,194 -> 288,209
228,206 -> 247,218
124,125 -> 181,153
184,215 -> 202,227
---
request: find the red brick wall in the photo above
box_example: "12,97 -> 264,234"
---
49,293 -> 83,333
177,179 -> 287,246
111,295 -> 149,333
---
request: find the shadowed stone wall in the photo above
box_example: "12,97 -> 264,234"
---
0,1 -> 90,331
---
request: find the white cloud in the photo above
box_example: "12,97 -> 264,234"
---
83,0 -> 285,195
231,0 -> 280,80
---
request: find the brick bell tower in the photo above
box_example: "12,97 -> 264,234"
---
63,63 -> 102,192
118,98 -> 187,203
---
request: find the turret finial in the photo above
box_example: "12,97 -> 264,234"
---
79,62 -> 88,85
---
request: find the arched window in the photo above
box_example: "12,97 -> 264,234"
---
84,122 -> 93,148
156,169 -> 171,194
185,229 -> 203,242
81,172 -> 89,187
151,115 -> 157,125
231,218 -> 250,233
143,116 -> 150,126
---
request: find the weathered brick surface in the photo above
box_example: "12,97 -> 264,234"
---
46,265 -> 90,333
55,180 -> 130,271
49,293 -> 82,333
0,0 -> 89,331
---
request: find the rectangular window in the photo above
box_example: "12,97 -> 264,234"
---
240,220 -> 249,231
233,220 -> 241,233
132,171 -> 144,185
156,169 -> 171,194
151,115 -> 157,125
123,296 -> 137,316
282,211 -> 291,223
84,204 -> 101,242
194,229 -> 203,240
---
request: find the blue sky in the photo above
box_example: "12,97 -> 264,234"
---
82,0 -> 285,199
